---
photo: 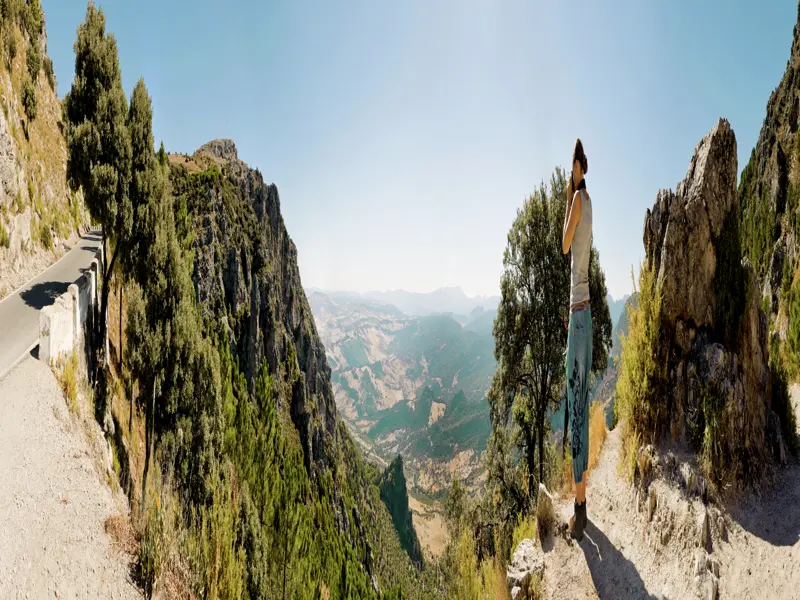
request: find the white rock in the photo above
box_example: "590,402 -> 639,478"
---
699,509 -> 709,548
507,538 -> 545,590
647,486 -> 658,522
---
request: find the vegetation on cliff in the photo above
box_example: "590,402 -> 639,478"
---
64,3 -> 436,598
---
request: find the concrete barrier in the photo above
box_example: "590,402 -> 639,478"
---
39,248 -> 103,366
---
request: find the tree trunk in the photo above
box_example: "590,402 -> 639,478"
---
526,427 -> 536,499
538,402 -> 546,485
141,386 -> 154,510
562,395 -> 569,459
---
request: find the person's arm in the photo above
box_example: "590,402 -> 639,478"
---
562,190 -> 582,254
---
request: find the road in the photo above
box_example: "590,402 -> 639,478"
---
0,231 -> 101,380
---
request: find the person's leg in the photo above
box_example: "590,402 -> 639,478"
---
569,308 -> 591,538
566,313 -> 581,534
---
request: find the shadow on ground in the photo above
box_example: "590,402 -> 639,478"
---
20,281 -> 70,310
580,520 -> 658,600
727,463 -> 800,547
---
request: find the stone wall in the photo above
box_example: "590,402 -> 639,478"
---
39,248 -> 103,366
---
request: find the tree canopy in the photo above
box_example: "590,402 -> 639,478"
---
487,167 -> 612,508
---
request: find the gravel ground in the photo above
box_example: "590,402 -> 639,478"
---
0,356 -> 139,599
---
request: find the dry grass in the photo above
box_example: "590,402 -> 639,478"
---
535,484 -> 556,541
553,400 -> 609,498
105,513 -> 137,555
54,350 -> 79,414
511,514 -> 538,557
481,558 -> 513,600
587,401 -> 607,472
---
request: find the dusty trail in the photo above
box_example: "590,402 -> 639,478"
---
540,387 -> 800,600
0,357 -> 138,599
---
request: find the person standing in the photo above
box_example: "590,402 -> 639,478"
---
561,138 -> 593,541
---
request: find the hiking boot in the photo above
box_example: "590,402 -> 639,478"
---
570,500 -> 586,541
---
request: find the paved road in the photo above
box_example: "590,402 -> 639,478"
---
0,231 -> 101,380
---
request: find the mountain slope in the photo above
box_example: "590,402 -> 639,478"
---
0,7 -> 89,299
165,140 -> 428,596
739,2 -> 800,337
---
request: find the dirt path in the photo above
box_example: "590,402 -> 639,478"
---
0,357 -> 139,599
540,386 -> 800,600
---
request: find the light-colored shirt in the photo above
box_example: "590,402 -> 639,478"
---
570,189 -> 592,306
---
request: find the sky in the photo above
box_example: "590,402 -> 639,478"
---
43,1 -> 797,300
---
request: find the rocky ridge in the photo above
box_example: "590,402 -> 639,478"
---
643,118 -> 788,474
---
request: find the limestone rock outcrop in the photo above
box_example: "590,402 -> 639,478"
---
643,119 -> 789,476
507,538 -> 544,600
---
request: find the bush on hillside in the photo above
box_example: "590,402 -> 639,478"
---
3,25 -> 16,67
23,0 -> 41,43
615,265 -> 666,467
0,218 -> 8,248
787,279 -> 800,375
26,41 -> 39,80
43,55 -> 54,91
1,0 -> 24,25
21,76 -> 36,120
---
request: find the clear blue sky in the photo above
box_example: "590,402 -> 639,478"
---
43,1 -> 797,300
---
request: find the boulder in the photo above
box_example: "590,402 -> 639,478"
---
642,119 -> 779,479
507,538 -> 544,597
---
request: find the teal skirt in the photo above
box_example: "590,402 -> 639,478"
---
566,307 -> 593,484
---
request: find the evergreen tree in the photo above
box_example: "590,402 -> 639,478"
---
64,3 -> 132,400
488,168 -> 612,505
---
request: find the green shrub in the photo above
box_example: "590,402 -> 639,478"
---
26,41 -> 39,79
1,0 -> 23,26
0,218 -> 9,248
615,265 -> 667,443
21,77 -> 36,121
43,55 -> 54,91
3,25 -> 16,67
38,219 -> 51,249
787,281 -> 800,373
771,359 -> 798,457
23,0 -> 40,42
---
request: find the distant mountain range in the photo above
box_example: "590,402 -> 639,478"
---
308,289 -> 497,495
307,286 -> 501,322
606,294 -> 631,333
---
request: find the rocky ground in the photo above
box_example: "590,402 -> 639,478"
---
0,357 -> 138,599
511,386 -> 800,600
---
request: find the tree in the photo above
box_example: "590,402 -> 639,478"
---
488,167 -> 612,503
64,3 -> 132,402
124,78 -> 159,469
21,76 -> 35,121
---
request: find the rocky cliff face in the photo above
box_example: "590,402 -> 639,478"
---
182,139 -> 338,477
378,455 -> 423,567
643,119 -> 789,475
739,3 -> 800,327
0,11 -> 90,298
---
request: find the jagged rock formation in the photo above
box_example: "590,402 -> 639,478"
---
378,455 -> 423,566
188,139 -> 338,475
169,141 -> 425,592
738,3 -> 800,327
643,119 -> 789,474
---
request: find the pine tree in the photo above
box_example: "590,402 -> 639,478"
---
64,3 -> 132,406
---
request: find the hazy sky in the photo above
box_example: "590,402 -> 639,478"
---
44,1 -> 796,300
